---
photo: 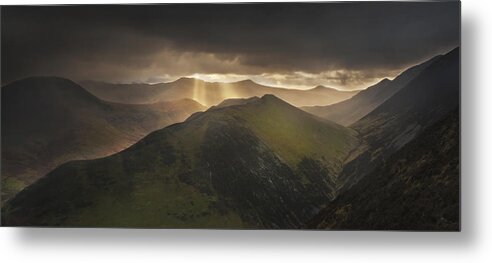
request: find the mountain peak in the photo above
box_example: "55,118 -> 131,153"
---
173,77 -> 203,85
379,78 -> 391,84
213,96 -> 261,109
310,85 -> 330,91
2,76 -> 101,105
308,85 -> 347,93
260,93 -> 284,102
257,94 -> 302,110
233,79 -> 262,87
208,94 -> 295,114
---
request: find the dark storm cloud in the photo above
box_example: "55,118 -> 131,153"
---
1,2 -> 460,88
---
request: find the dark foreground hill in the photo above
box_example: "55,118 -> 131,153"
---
81,78 -> 357,107
1,77 -> 205,203
2,95 -> 358,228
305,48 -> 460,230
337,48 -> 460,191
309,109 -> 459,230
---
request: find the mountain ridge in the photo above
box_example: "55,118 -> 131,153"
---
1,76 -> 206,203
2,94 -> 358,228
80,78 -> 358,107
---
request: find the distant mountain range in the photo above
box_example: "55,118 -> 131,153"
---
80,78 -> 358,107
303,55 -> 442,126
1,77 -> 205,203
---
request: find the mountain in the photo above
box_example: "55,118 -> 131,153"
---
307,48 -> 460,230
337,47 -> 459,192
1,77 -> 206,203
303,55 -> 442,126
2,95 -> 358,228
308,108 -> 459,230
80,78 -> 358,107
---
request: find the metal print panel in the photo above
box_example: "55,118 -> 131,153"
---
0,2 -> 460,230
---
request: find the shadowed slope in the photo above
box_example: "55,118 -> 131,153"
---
338,47 -> 459,192
1,77 -> 206,202
309,109 -> 459,230
307,48 -> 460,231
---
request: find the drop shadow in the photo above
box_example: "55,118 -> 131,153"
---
5,8 -> 478,251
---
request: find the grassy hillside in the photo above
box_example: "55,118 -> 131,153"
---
2,95 -> 358,228
1,77 -> 206,203
203,95 -> 357,169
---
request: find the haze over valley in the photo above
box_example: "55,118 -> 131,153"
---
81,78 -> 358,107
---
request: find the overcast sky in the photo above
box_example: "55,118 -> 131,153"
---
1,2 -> 460,90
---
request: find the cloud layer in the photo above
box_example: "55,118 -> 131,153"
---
1,2 -> 460,90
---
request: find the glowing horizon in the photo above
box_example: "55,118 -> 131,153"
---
174,72 -> 396,92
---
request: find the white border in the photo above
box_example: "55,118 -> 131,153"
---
2,1 -> 491,263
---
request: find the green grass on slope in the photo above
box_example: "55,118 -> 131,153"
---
207,95 -> 358,170
63,135 -> 247,228
65,160 -> 245,228
3,143 -> 248,228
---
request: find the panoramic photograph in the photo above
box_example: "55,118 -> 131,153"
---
0,2 -> 460,230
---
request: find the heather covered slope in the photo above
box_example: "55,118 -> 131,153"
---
2,95 -> 358,228
81,78 -> 357,107
303,55 -> 441,126
1,77 -> 206,202
309,109 -> 459,230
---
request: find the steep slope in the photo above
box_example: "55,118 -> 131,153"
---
2,95 -> 358,228
303,55 -> 441,126
309,109 -> 459,230
81,78 -> 357,107
338,47 -> 459,191
1,77 -> 206,202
